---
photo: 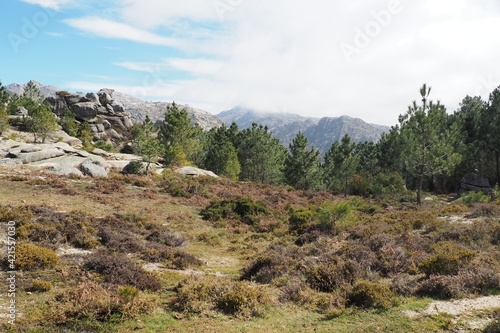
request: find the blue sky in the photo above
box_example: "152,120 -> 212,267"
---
1,0 -> 500,125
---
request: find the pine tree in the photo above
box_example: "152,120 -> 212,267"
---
28,103 -> 58,143
131,115 -> 162,172
158,102 -> 202,167
236,123 -> 286,184
284,132 -> 321,190
0,81 -> 10,134
200,124 -> 241,180
323,134 -> 359,196
399,84 -> 462,205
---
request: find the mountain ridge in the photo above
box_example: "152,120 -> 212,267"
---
217,107 -> 390,154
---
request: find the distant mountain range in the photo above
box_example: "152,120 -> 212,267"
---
217,107 -> 389,153
5,82 -> 389,153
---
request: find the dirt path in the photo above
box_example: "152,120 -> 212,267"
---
404,295 -> 500,330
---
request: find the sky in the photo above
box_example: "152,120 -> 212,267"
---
1,0 -> 500,126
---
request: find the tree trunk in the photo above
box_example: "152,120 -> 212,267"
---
417,174 -> 423,205
496,152 -> 499,186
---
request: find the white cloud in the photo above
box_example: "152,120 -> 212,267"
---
65,0 -> 500,125
64,17 -> 182,47
115,58 -> 224,76
20,0 -> 71,10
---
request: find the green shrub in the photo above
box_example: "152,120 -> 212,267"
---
347,281 -> 395,310
305,258 -> 362,293
240,244 -> 303,283
28,280 -> 53,292
461,191 -> 490,206
84,250 -> 161,291
94,140 -> 115,152
14,243 -> 60,271
217,281 -> 273,317
146,227 -> 187,247
172,276 -> 273,318
418,242 -> 476,276
201,198 -> 270,225
141,244 -> 202,270
288,206 -> 319,232
416,275 -> 464,299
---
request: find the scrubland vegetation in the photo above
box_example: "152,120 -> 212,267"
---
0,169 -> 499,332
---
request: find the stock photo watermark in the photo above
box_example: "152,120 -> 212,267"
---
7,7 -> 56,54
340,0 -> 403,63
475,75 -> 500,97
213,0 -> 245,20
3,221 -> 17,326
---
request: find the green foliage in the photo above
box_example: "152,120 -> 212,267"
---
200,198 -> 270,225
94,140 -> 115,152
158,102 -> 202,166
0,81 -> 9,134
48,282 -> 158,326
217,281 -> 273,317
399,84 -> 462,204
418,241 -> 476,276
78,121 -> 94,147
131,115 -> 162,172
84,250 -> 162,291
14,243 -> 60,271
323,134 -> 359,196
289,206 -> 320,232
59,108 -> 78,137
289,201 -> 354,234
28,279 -> 53,292
198,124 -> 241,179
284,132 -> 321,190
236,123 -> 286,184
460,191 -> 490,206
27,103 -> 58,142
347,281 -> 395,310
172,276 -> 273,317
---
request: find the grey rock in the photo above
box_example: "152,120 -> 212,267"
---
102,120 -> 112,130
122,161 -> 147,175
0,158 -> 23,166
20,145 -> 42,153
175,166 -> 218,178
110,101 -> 124,113
96,124 -> 105,132
90,148 -> 111,157
123,116 -> 134,129
85,93 -> 100,103
461,171 -> 494,194
81,159 -> 108,178
98,90 -> 114,105
51,130 -> 83,147
106,128 -> 123,140
103,116 -> 128,132
54,142 -> 79,153
15,148 -> 65,164
45,166 -> 83,177
44,97 -> 68,116
105,104 -> 115,114
70,102 -> 100,121
16,106 -> 29,116
64,94 -> 84,105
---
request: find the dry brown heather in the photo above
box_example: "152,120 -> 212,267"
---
0,166 -> 499,332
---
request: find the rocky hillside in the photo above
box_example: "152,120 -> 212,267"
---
217,107 -> 390,153
5,82 -> 222,131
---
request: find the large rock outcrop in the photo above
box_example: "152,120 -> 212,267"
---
460,170 -> 494,194
45,89 -> 134,146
